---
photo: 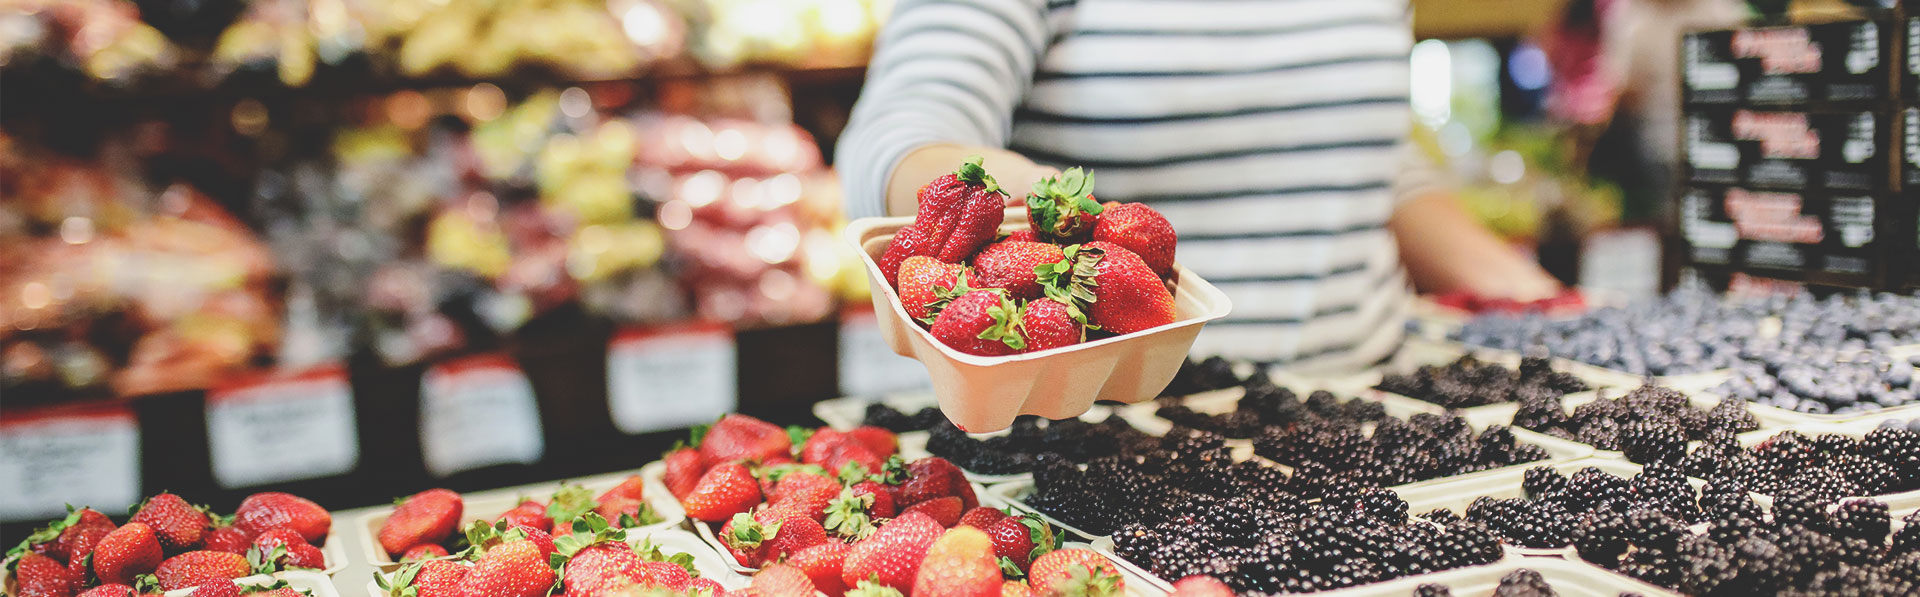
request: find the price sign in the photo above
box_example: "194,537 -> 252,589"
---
838,307 -> 931,397
206,365 -> 359,488
608,323 -> 736,434
420,355 -> 544,477
0,405 -> 140,520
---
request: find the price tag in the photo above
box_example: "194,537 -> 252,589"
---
206,365 -> 359,488
838,308 -> 931,397
0,405 -> 141,520
420,355 -> 544,477
608,323 -> 736,434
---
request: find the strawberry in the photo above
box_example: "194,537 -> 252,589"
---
1042,242 -> 1175,335
682,462 -> 762,522
879,157 -> 1009,288
799,429 -> 854,466
633,561 -> 692,591
719,513 -> 772,568
201,526 -> 252,555
75,585 -> 135,597
698,414 -> 791,464
600,475 -> 647,501
17,552 -> 80,597
839,511 -> 943,590
775,484 -> 839,523
30,507 -> 115,565
249,529 -> 307,556
956,507 -> 1006,530
823,489 -> 881,540
912,527 -> 1001,597
1000,580 -> 1034,597
930,290 -> 1026,356
1003,229 -> 1039,243
152,550 -> 252,592
685,577 -> 727,596
972,241 -> 1064,301
400,544 -> 448,561
761,512 -> 829,559
896,257 -> 974,324
543,484 -> 600,535
249,589 -> 303,597
1092,202 -> 1176,278
752,563 -> 818,597
1169,575 -> 1234,597
92,522 -> 164,586
594,495 -> 648,528
129,493 -> 211,552
1026,548 -> 1124,597
850,481 -> 897,518
1019,299 -> 1082,352
377,489 -> 462,557
559,541 -> 648,597
489,523 -> 555,560
456,539 -> 552,597
1024,168 -> 1102,244
376,560 -> 468,597
283,543 -> 325,569
985,514 -> 1055,572
495,500 -> 552,533
185,579 -> 241,597
902,497 -> 962,528
902,457 -> 966,507
846,427 -> 898,458
231,493 -> 331,545
662,447 -> 710,500
766,468 -> 837,504
790,541 -> 850,596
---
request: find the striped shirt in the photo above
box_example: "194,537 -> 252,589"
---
838,0 -> 1431,370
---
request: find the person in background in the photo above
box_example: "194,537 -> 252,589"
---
837,0 -> 1562,370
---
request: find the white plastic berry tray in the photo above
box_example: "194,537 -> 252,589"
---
357,464 -> 686,571
1693,387 -> 1920,429
168,571 -> 342,597
362,528 -> 745,597
1327,556 -> 1680,597
691,482 -> 996,573
1395,458 -> 1711,558
846,216 -> 1233,433
1339,338 -> 1617,430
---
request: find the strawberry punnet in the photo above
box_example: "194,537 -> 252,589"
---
1024,168 -> 1102,244
879,157 -> 1009,287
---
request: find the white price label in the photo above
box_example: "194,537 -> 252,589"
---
0,407 -> 141,520
420,355 -> 544,477
608,324 -> 736,434
206,365 -> 359,488
838,309 -> 930,397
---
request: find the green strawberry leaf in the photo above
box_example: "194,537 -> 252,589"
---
870,455 -> 909,485
688,423 -> 712,448
724,513 -> 778,550
979,294 -> 1028,351
919,271 -> 976,325
132,574 -> 161,595
846,580 -> 906,597
998,556 -> 1025,579
7,505 -> 81,562
953,156 -> 1000,195
760,462 -> 831,483
545,484 -> 598,527
1022,516 -> 1058,562
787,426 -> 815,448
823,489 -> 876,540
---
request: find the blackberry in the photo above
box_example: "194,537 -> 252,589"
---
1493,568 -> 1557,597
1779,468 -> 1865,504
909,406 -> 945,429
1705,396 -> 1760,434
1892,512 -> 1920,557
1699,479 -> 1765,523
1194,356 -> 1241,390
1523,466 -> 1569,499
1828,499 -> 1891,543
1771,492 -> 1830,532
1673,534 -> 1738,595
1576,416 -> 1624,451
1861,427 -> 1920,484
1419,508 -> 1461,526
1110,522 -> 1161,564
1618,419 -> 1687,465
1828,453 -> 1903,495
1565,466 -> 1633,510
1629,461 -> 1693,504
1512,394 -> 1569,431
1148,537 -> 1209,580
861,403 -> 918,431
1624,507 -> 1687,551
1468,497 -> 1572,548
1207,408 -> 1265,439
1413,584 -> 1454,597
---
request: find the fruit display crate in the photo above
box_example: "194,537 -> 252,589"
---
1315,557 -> 1678,597
1733,420 -> 1920,512
1319,338 -> 1622,430
688,481 -> 995,574
168,571 -> 343,597
355,465 -> 686,572
1393,458 -> 1714,558
359,528 -> 747,597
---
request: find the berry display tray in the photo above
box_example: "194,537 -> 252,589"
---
168,571 -> 342,597
1695,387 -> 1920,429
1323,556 -> 1679,597
356,463 -> 686,572
1394,458 -> 1711,558
845,216 -> 1233,433
361,528 -> 747,597
690,482 -> 996,574
1441,339 -> 1736,392
1734,422 -> 1920,511
1326,337 -> 1618,430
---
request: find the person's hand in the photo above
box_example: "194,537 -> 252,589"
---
995,163 -> 1060,209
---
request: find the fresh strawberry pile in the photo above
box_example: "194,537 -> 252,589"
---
176,577 -> 313,597
376,476 -> 663,561
882,160 -> 1181,356
749,535 -> 1128,597
375,515 -> 726,597
663,414 -> 908,527
7,491 -> 332,597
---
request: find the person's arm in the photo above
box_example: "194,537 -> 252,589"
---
1388,145 -> 1562,300
835,0 -> 1056,218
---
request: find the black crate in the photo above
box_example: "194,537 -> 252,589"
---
1684,108 -> 1891,190
1684,20 -> 1895,107
1679,185 -> 1884,284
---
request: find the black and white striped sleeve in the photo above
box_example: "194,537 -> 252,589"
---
834,0 -> 1056,219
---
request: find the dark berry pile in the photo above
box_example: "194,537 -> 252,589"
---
923,414 -> 1158,474
1375,355 -> 1590,409
1573,494 -> 1920,595
1413,569 -> 1566,597
1681,428 -> 1920,503
860,402 -> 948,432
1513,384 -> 1758,464
1155,372 -> 1388,440
1457,463 -> 1705,549
1158,355 -> 1249,398
1251,413 -> 1551,489
1036,431 -> 1505,593
1715,351 -> 1920,416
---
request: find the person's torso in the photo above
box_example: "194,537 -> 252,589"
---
1011,0 -> 1415,368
